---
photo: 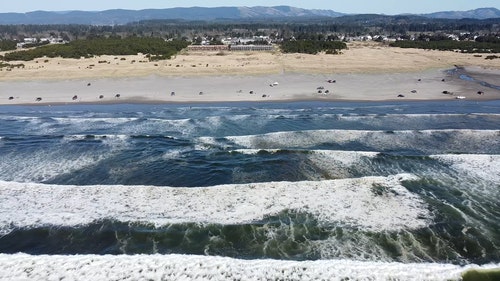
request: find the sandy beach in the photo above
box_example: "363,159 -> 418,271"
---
0,42 -> 499,105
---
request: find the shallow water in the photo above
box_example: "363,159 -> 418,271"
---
449,67 -> 500,90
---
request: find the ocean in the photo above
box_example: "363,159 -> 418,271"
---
0,100 -> 499,280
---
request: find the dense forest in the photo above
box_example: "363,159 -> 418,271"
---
1,16 -> 499,42
0,40 -> 16,51
1,37 -> 189,61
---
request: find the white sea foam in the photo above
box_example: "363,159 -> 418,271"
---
20,117 -> 195,136
231,149 -> 281,155
306,150 -> 380,179
95,135 -> 130,150
308,150 -> 379,164
195,136 -> 231,150
0,253 -> 497,281
0,116 -> 37,121
0,149 -> 109,183
431,154 -> 500,184
62,134 -> 129,142
338,113 -> 500,119
160,118 -> 196,136
52,117 -> 139,124
225,129 -> 499,152
0,134 -> 128,182
62,134 -> 88,141
232,149 -> 379,179
224,114 -> 253,122
0,174 -> 430,235
472,113 -> 500,117
48,117 -> 138,134
162,148 -> 190,159
204,116 -> 224,130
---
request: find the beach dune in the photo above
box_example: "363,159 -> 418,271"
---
0,42 -> 499,105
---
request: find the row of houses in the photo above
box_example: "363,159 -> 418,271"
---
16,37 -> 66,48
342,33 -> 487,42
187,44 -> 275,52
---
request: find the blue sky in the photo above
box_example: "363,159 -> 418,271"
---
2,0 -> 499,14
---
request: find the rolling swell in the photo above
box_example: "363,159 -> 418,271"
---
1,215 -> 498,264
0,101 -> 499,271
1,143 -> 496,186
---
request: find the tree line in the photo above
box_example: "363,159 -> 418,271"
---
0,40 -> 16,51
390,40 -> 500,53
390,36 -> 500,53
0,16 -> 498,61
1,36 -> 347,60
1,16 -> 498,42
1,37 -> 189,61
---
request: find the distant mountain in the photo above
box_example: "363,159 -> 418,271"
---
423,7 -> 500,20
237,6 -> 343,18
0,6 -> 497,25
0,6 -> 344,25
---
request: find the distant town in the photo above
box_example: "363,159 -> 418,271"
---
1,11 -> 499,63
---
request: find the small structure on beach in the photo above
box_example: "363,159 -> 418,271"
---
115,94 -> 121,98
72,95 -> 78,101
35,97 -> 42,102
187,45 -> 229,52
99,95 -> 104,99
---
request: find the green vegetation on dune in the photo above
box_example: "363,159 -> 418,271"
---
0,62 -> 24,69
390,40 -> 500,53
0,40 -> 17,52
2,37 -> 190,61
462,268 -> 500,281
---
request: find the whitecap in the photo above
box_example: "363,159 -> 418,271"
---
0,174 -> 430,235
225,129 -> 500,154
0,253 -> 498,281
431,154 -> 500,183
0,149 -> 110,183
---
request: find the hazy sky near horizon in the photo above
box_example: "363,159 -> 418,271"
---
1,0 -> 499,14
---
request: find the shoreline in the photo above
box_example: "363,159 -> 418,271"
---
1,67 -> 499,106
1,42 -> 499,105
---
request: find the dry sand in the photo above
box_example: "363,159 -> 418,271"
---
0,42 -> 499,105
